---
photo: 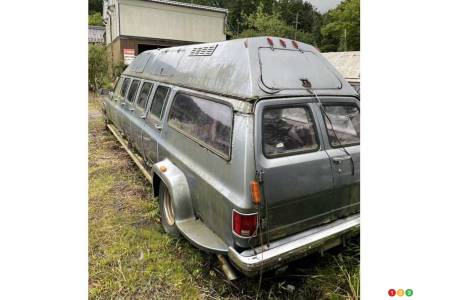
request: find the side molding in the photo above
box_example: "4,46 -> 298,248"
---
152,159 -> 195,223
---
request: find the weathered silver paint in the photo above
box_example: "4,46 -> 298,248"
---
122,37 -> 357,101
103,36 -> 360,275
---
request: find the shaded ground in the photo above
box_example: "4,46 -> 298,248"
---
88,93 -> 360,299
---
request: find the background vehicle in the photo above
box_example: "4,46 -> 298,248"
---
103,37 -> 360,276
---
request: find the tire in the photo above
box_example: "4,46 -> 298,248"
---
159,181 -> 180,237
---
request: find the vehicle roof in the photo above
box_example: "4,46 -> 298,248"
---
122,36 -> 358,101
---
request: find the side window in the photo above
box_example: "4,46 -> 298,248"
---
263,106 -> 319,157
126,79 -> 140,103
323,105 -> 360,147
148,86 -> 170,120
168,94 -> 233,159
113,77 -> 124,98
120,78 -> 131,98
136,82 -> 153,110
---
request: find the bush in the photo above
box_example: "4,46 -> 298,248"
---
88,44 -> 109,91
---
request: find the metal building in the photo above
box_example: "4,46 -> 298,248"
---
102,0 -> 228,66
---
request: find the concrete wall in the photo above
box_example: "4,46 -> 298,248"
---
118,0 -> 226,42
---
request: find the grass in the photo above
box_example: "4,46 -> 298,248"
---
88,92 -> 360,299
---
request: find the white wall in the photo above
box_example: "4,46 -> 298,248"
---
104,2 -> 120,44
118,0 -> 226,42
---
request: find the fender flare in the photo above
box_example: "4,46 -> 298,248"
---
152,159 -> 195,223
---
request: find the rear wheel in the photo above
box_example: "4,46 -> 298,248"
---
159,181 -> 179,237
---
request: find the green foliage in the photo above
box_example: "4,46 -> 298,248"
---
321,0 -> 360,51
88,12 -> 103,26
89,44 -> 108,90
239,4 -> 294,38
88,0 -> 103,14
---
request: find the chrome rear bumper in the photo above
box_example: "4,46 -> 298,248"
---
228,214 -> 360,276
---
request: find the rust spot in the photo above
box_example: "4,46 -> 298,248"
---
159,166 -> 167,173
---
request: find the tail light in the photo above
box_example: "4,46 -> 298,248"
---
232,210 -> 257,237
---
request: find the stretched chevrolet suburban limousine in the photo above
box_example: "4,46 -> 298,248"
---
103,36 -> 360,276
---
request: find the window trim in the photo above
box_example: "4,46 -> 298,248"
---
120,77 -> 131,99
167,91 -> 234,161
261,104 -> 321,159
125,79 -> 141,104
321,103 -> 360,148
135,81 -> 154,112
147,84 -> 171,122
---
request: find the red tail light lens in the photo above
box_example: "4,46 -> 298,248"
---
232,210 -> 257,237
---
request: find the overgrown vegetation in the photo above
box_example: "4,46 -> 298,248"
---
89,94 -> 360,299
89,12 -> 103,26
88,44 -> 109,90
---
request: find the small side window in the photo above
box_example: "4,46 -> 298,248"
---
263,106 -> 319,157
136,82 -> 154,110
120,78 -> 131,98
148,86 -> 170,120
168,94 -> 233,159
113,77 -> 124,98
126,80 -> 140,103
323,105 -> 360,147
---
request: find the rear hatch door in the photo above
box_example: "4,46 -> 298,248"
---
254,98 -> 356,241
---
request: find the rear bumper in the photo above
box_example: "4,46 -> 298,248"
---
228,214 -> 360,276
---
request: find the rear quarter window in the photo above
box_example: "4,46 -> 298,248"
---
263,106 -> 319,157
168,94 -> 233,159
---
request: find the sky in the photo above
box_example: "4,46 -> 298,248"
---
305,0 -> 342,13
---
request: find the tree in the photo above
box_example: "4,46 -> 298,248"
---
88,12 -> 103,26
89,44 -> 108,90
320,0 -> 360,51
239,4 -> 294,38
89,0 -> 103,14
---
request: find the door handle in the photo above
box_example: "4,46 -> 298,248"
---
120,102 -> 125,106
140,115 -> 146,119
155,124 -> 162,130
129,108 -> 134,111
332,155 -> 351,164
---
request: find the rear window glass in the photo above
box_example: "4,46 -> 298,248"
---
263,106 -> 319,157
149,86 -> 170,120
168,94 -> 232,159
323,105 -> 360,147
120,78 -> 130,98
136,82 -> 153,110
126,80 -> 140,103
259,48 -> 341,91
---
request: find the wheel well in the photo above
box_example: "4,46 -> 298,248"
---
152,174 -> 161,198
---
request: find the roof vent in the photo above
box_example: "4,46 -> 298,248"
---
189,44 -> 217,56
